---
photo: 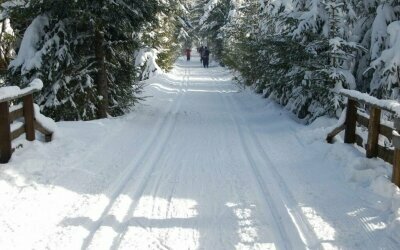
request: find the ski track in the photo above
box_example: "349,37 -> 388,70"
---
108,65 -> 190,250
221,94 -> 294,249
231,95 -> 328,247
227,77 -> 398,249
39,64 -> 189,249
1,56 -> 399,250
81,66 -> 189,250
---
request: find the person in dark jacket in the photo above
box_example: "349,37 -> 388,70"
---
198,46 -> 204,63
202,47 -> 210,68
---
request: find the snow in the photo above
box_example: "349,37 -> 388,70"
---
0,86 -> 21,99
370,4 -> 396,61
340,89 -> 400,116
8,15 -> 49,74
0,79 -> 43,101
199,0 -> 220,26
33,104 -> 57,133
0,18 -> 15,59
370,21 -> 400,76
134,48 -> 162,80
9,103 -> 23,112
10,120 -> 23,133
0,56 -> 400,249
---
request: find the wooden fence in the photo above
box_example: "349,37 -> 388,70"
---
0,86 -> 53,163
327,89 -> 400,187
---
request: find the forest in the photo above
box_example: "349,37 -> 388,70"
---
1,0 -> 400,122
2,1 -> 400,249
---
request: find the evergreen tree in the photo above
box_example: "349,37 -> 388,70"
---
0,0 -> 15,86
140,0 -> 189,72
134,0 -> 191,81
366,1 -> 400,99
221,0 -> 363,120
3,0 -> 161,121
222,0 -> 264,88
196,0 -> 237,61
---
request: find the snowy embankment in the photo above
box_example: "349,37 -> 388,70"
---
0,56 -> 400,249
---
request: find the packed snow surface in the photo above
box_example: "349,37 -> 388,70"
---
1,57 -> 400,249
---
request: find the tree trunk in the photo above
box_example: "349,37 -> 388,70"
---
0,20 -> 6,69
95,30 -> 108,119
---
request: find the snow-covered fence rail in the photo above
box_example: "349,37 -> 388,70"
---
0,79 -> 54,163
327,89 -> 400,187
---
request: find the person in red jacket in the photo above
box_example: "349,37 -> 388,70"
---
186,48 -> 191,61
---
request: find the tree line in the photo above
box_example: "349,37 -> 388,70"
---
0,0 -> 191,121
194,0 -> 400,121
4,0 -> 399,122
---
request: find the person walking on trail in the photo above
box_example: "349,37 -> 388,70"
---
198,46 -> 204,63
202,47 -> 210,68
186,48 -> 191,61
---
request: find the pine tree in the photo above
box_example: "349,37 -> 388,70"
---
223,0 -> 264,88
366,1 -> 400,99
196,0 -> 236,61
135,0 -> 191,80
3,0 -> 161,121
140,0 -> 188,71
0,0 -> 15,86
221,0 -> 363,120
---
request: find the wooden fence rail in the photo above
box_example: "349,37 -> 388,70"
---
327,89 -> 400,187
0,82 -> 53,163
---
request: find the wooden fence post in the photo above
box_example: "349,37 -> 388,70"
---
0,101 -> 12,163
392,118 -> 400,187
366,107 -> 381,158
344,99 -> 357,144
23,94 -> 35,141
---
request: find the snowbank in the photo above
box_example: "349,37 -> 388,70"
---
305,116 -> 400,244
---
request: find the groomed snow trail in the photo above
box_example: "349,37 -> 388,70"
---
1,57 -> 399,249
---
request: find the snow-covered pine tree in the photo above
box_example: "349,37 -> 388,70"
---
219,0 -> 363,120
189,0 -> 210,46
366,1 -> 400,99
3,0 -> 161,121
222,0 -> 261,86
0,0 -> 14,86
287,0 -> 337,118
324,0 -> 363,111
142,0 -> 189,72
3,1 -> 81,120
135,0 -> 191,80
196,0 -> 236,61
342,0 -> 373,92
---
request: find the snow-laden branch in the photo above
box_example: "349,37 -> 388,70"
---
8,15 -> 49,74
199,0 -> 220,26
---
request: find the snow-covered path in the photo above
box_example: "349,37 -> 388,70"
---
1,57 -> 399,249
